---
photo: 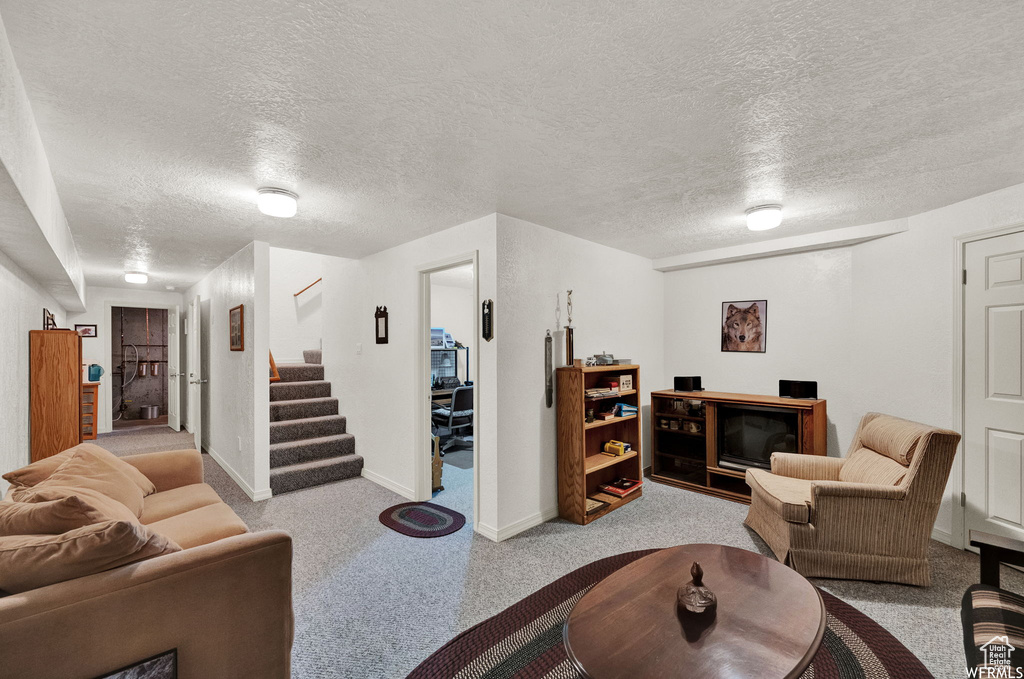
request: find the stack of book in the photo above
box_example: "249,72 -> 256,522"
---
613,403 -> 639,417
597,478 -> 642,498
585,387 -> 619,399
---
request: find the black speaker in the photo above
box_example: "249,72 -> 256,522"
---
779,380 -> 817,399
674,376 -> 702,392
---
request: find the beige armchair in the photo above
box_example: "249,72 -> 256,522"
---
744,412 -> 960,586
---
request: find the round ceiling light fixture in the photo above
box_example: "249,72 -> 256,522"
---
745,205 -> 783,231
257,187 -> 298,218
124,271 -> 149,285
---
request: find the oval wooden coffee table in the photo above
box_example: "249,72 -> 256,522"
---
564,544 -> 825,679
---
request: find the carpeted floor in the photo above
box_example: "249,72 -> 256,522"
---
100,428 -> 1021,678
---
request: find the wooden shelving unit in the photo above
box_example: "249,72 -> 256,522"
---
649,390 -> 827,504
557,364 -> 643,524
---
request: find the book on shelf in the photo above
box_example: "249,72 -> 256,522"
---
585,387 -> 619,399
598,478 -> 642,497
585,496 -> 609,514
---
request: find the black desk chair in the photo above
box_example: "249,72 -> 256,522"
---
431,385 -> 473,454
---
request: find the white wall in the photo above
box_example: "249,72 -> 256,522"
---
185,241 -> 270,501
663,182 -> 1024,545
322,215 -> 500,532
496,214 -> 665,531
269,247 -> 325,364
430,281 -> 475,382
67,286 -> 186,434
0,249 -> 66,496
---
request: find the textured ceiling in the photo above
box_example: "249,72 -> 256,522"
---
1,1 -> 1022,289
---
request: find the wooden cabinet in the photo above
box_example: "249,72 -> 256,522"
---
29,330 -> 83,462
81,383 -> 99,441
557,364 -> 643,524
650,390 -> 826,504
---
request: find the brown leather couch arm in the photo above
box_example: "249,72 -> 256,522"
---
770,452 -> 844,481
0,530 -> 293,679
122,449 -> 204,491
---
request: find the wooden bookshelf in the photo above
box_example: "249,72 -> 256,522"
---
649,390 -> 826,504
557,364 -> 643,524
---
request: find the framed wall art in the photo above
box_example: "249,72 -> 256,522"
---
721,300 -> 766,353
229,304 -> 244,351
75,324 -> 98,338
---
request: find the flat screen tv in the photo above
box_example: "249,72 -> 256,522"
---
717,404 -> 799,470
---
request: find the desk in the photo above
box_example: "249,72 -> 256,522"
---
431,389 -> 453,406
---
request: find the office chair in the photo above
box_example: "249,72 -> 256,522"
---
431,385 -> 473,454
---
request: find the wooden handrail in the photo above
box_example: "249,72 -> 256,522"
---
294,277 -> 322,297
269,351 -> 281,383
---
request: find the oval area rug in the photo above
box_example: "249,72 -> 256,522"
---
379,502 -> 465,538
407,549 -> 933,678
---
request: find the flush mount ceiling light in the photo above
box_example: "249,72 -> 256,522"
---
745,205 -> 783,231
257,188 -> 298,218
124,271 -> 148,284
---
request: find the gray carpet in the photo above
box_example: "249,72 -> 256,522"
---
99,427 -> 1018,678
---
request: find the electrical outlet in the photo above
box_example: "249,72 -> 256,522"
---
356,342 -> 362,355
237,436 -> 242,452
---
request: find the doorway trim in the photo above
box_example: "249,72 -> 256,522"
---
416,251 -> 480,529
953,221 -> 1024,550
102,301 -> 183,435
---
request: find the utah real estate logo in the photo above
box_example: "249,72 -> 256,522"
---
968,636 -> 1022,678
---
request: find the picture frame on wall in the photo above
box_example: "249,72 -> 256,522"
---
721,300 -> 766,353
229,304 -> 244,351
75,324 -> 98,338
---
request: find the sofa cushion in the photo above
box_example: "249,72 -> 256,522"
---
2,443 -> 155,496
10,485 -> 139,525
0,496 -> 108,536
962,584 -> 1024,671
839,447 -> 908,486
140,483 -> 223,524
860,415 -> 932,465
0,520 -> 180,593
746,468 -> 812,524
146,502 -> 249,549
29,448 -> 146,517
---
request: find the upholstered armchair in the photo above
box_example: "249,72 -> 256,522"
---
744,412 -> 961,586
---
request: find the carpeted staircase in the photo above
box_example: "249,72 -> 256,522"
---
269,349 -> 363,495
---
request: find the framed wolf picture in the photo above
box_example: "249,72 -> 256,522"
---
721,300 -> 767,353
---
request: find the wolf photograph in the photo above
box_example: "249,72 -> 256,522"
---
721,300 -> 766,353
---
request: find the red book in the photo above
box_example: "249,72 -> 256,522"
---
598,478 -> 642,497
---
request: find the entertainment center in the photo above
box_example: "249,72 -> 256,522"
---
650,390 -> 827,504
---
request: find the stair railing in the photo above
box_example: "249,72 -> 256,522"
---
269,351 -> 281,383
294,278 -> 322,297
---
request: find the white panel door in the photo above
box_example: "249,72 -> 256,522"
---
187,295 -> 203,452
965,231 -> 1024,541
167,305 -> 181,431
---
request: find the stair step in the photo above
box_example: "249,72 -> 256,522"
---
270,380 -> 331,402
276,363 -> 325,382
303,349 -> 322,365
270,414 -> 346,444
270,397 -> 339,422
270,454 -> 363,495
271,433 -> 356,468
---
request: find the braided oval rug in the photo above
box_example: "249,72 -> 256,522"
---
408,549 -> 932,678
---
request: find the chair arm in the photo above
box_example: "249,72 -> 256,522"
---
811,481 -> 907,501
0,530 -> 293,679
770,453 -> 844,481
970,530 -> 1024,587
121,449 -> 204,491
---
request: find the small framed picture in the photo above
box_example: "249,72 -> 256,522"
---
619,374 -> 634,391
75,324 -> 98,338
229,304 -> 244,351
721,300 -> 766,353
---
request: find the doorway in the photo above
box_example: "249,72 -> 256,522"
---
418,254 -> 480,525
961,227 -> 1024,546
111,306 -> 172,430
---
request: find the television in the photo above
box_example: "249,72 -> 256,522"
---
717,404 -> 799,470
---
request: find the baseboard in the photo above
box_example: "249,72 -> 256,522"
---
479,507 -> 559,543
361,468 -> 415,500
931,526 -> 953,546
206,446 -> 272,501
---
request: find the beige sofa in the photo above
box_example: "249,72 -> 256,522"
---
744,412 -> 960,586
0,446 -> 293,679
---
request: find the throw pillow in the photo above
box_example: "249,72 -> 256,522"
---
0,496 -> 108,536
2,444 -> 155,497
0,521 -> 181,594
13,449 -> 146,517
10,485 -> 139,525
